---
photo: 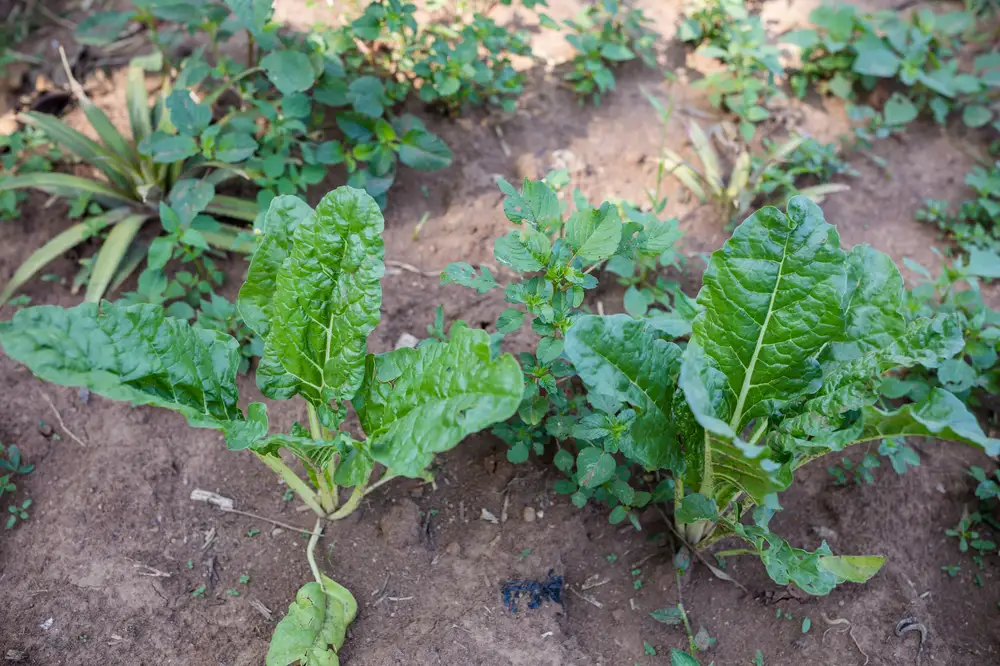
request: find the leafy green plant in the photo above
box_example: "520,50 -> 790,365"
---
441,177 -> 685,527
917,162 -> 1000,254
412,14 -> 532,114
458,187 -> 999,593
895,249 -> 1000,405
782,5 -> 999,130
0,126 -> 64,221
562,0 -> 657,104
0,186 -> 524,661
0,61 -> 259,305
1,443 -> 33,530
678,0 -> 783,141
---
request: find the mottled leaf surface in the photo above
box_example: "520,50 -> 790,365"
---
0,302 -> 241,428
355,327 -> 522,477
267,187 -> 384,405
266,575 -> 358,666
565,314 -> 683,470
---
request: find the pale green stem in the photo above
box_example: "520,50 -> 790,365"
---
748,417 -> 769,446
255,452 -> 325,517
363,471 -> 399,496
675,568 -> 696,655
306,516 -> 325,588
713,548 -> 755,559
328,485 -> 365,521
306,403 -> 339,514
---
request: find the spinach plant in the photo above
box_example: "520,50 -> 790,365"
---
562,0 -> 657,104
0,186 -> 524,662
560,195 -> 999,593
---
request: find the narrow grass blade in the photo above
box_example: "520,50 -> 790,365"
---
661,149 -> 708,203
17,112 -> 134,191
85,214 -> 148,302
0,172 -> 135,208
0,208 -> 130,302
108,239 -> 148,293
81,99 -> 136,166
206,195 -> 260,222
125,65 -> 153,147
686,121 -> 722,194
725,150 -> 752,202
796,183 -> 850,203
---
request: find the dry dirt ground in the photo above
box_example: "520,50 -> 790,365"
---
0,0 -> 998,664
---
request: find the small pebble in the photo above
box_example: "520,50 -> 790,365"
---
445,542 -> 461,557
522,507 -> 536,523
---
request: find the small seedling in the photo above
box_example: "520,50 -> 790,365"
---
186,560 -> 193,569
753,650 -> 765,666
247,529 -> 261,538
282,488 -> 295,501
518,548 -> 532,561
801,617 -> 811,633
643,640 -> 657,656
606,553 -> 618,563
225,588 -> 240,597
239,574 -> 251,584
192,585 -> 207,598
942,564 -> 961,577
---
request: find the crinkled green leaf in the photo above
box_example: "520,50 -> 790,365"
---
859,388 -> 1000,456
0,302 -> 241,429
355,327 -> 523,478
265,187 -> 384,406
829,244 -> 906,361
565,314 -> 683,470
238,195 -> 315,338
683,197 -> 846,436
266,575 -> 358,666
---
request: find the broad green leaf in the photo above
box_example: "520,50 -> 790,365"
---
143,132 -> 199,163
577,447 -> 615,488
851,48 -> 900,77
0,302 -> 242,430
683,197 -> 846,436
166,90 -> 212,136
239,196 -> 316,337
397,130 -> 452,170
565,205 -> 622,262
832,244 -> 906,359
0,209 -> 130,302
817,555 -> 885,583
215,132 -> 259,162
266,575 -> 357,666
962,105 -> 992,128
266,187 -> 384,406
497,178 -> 561,229
565,314 -> 683,470
883,93 -> 917,126
86,215 -> 148,302
76,11 -> 134,45
225,0 -> 273,37
169,179 -> 216,225
675,493 -> 719,523
670,649 -> 702,666
494,228 -> 551,272
355,327 -> 523,478
261,51 -> 317,96
858,388 -> 1000,456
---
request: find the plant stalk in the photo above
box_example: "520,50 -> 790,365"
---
254,452 -> 325,517
306,516 -> 325,588
329,484 -> 366,521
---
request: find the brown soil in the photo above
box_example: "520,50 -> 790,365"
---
1,1 -> 999,665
